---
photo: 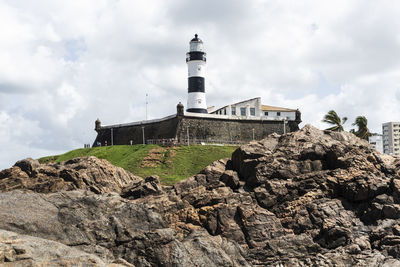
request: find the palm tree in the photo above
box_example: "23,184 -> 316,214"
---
351,116 -> 371,140
322,110 -> 348,132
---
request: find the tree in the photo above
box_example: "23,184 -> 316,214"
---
322,110 -> 348,132
351,116 -> 371,140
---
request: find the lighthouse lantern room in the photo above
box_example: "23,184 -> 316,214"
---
186,34 -> 208,113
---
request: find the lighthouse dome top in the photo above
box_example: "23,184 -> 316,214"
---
190,34 -> 203,43
189,34 -> 204,52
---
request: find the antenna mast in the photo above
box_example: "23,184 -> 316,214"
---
145,93 -> 148,121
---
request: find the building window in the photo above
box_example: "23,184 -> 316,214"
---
232,107 -> 236,115
250,108 -> 255,116
277,112 -> 281,116
240,107 -> 246,116
264,111 -> 268,116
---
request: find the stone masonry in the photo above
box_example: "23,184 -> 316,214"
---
93,104 -> 301,146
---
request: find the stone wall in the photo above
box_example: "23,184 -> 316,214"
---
93,117 -> 179,146
177,116 -> 298,143
93,114 -> 300,146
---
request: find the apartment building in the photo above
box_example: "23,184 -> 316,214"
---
382,122 -> 400,157
369,135 -> 383,154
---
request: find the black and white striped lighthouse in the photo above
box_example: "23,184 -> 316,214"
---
186,34 -> 207,113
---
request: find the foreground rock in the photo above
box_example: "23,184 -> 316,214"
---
1,125 -> 400,266
0,229 -> 130,266
0,190 -> 248,266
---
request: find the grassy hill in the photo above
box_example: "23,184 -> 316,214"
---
39,144 -> 237,185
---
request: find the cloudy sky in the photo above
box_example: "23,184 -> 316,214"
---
1,0 -> 400,169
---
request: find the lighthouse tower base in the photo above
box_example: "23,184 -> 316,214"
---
187,92 -> 207,113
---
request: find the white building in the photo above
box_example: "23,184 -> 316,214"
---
368,135 -> 383,154
209,97 -> 299,121
382,122 -> 400,157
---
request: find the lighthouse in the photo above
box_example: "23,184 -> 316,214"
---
186,34 -> 208,113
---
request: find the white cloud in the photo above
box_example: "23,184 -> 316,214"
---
55,82 -> 85,126
0,0 -> 400,169
0,111 -> 59,168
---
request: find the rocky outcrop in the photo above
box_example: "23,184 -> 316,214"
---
0,156 -> 142,194
1,124 -> 400,266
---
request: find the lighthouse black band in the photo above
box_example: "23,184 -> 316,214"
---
186,51 -> 206,62
187,108 -> 208,113
188,77 -> 205,93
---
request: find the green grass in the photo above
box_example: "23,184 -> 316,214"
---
39,144 -> 237,185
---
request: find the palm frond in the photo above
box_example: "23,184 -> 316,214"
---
325,125 -> 340,131
322,110 -> 346,132
352,116 -> 370,140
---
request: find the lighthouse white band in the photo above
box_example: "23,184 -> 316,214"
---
187,92 -> 207,110
188,60 -> 206,77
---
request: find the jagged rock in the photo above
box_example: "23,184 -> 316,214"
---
13,158 -> 40,176
1,124 -> 400,266
199,158 -> 229,189
121,175 -> 163,199
220,170 -> 240,189
0,156 -> 142,194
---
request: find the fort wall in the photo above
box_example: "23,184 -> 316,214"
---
93,112 -> 300,146
93,116 -> 179,146
176,116 -> 298,143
